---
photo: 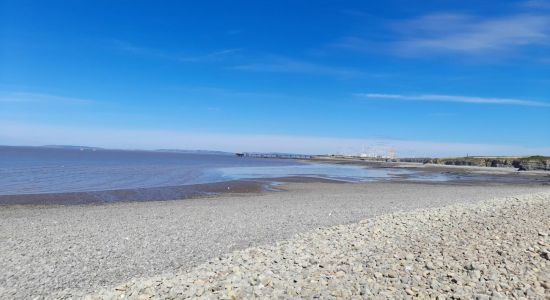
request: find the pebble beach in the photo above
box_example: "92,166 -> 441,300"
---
84,192 -> 550,299
1,182 -> 549,299
5,1 -> 550,299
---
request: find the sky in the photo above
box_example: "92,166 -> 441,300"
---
1,0 -> 549,156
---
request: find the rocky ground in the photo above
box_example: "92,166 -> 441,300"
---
79,192 -> 550,300
2,183 -> 549,299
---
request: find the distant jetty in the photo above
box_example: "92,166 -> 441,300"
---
235,152 -> 312,159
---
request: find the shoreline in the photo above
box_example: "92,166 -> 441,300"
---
1,161 -> 549,206
308,156 -> 550,175
2,182 -> 550,298
307,157 -> 550,181
0,176 -> 345,206
0,179 -> 268,206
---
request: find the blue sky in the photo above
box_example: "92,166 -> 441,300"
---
1,0 -> 549,156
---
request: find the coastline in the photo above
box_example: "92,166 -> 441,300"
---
0,180 -> 268,206
1,159 -> 549,206
0,176 -> 345,206
1,182 -> 550,298
307,157 -> 550,184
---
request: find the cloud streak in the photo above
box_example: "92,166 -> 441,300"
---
335,11 -> 550,58
393,13 -> 550,55
232,56 -> 362,78
0,92 -> 95,105
113,40 -> 241,63
177,48 -> 242,63
114,40 -> 358,78
355,93 -> 550,107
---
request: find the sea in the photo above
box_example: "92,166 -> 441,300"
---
0,146 -> 413,197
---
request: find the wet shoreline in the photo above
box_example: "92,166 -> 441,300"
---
306,158 -> 550,185
1,168 -> 549,206
3,147 -> 548,206
0,176 -> 350,206
0,180 -> 266,206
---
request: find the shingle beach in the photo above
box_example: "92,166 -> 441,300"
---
1,182 -> 549,299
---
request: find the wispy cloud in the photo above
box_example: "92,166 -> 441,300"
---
231,56 -> 363,78
177,48 -> 242,62
335,11 -> 550,58
355,93 -> 550,107
392,13 -> 550,55
0,92 -> 95,105
162,85 -> 317,105
113,40 -> 241,63
114,40 -> 360,78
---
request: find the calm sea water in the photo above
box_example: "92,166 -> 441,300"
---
0,146 -> 410,195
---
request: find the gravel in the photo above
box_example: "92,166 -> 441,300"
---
83,192 -> 550,299
1,182 -> 549,299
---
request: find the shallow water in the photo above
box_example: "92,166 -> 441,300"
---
0,146 -> 294,195
214,164 -> 412,182
0,146 -> 416,196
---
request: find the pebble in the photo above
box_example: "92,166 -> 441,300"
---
73,193 -> 550,299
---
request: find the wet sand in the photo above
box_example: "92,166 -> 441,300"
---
1,182 -> 550,298
0,180 -> 267,205
2,161 -> 549,206
309,157 -> 550,185
0,177 -> 345,206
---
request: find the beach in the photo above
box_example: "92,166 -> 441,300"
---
5,1 -> 550,299
87,191 -> 550,299
1,182 -> 550,299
